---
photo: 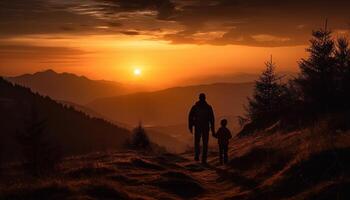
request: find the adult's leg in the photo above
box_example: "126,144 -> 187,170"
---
194,129 -> 201,161
201,130 -> 209,163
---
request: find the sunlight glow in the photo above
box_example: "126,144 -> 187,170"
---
134,68 -> 142,76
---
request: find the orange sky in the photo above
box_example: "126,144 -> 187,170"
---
1,0 -> 349,89
0,34 -> 307,88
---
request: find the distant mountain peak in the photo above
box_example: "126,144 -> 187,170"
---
43,69 -> 56,73
7,69 -> 139,104
36,69 -> 58,75
31,69 -> 90,81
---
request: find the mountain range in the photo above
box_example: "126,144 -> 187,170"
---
88,82 -> 254,127
5,70 -> 255,152
7,69 -> 142,104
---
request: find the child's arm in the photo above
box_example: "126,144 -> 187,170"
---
213,128 -> 220,138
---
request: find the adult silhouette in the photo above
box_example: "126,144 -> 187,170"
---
188,93 -> 215,164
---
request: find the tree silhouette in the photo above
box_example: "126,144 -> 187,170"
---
246,56 -> 286,125
239,23 -> 350,135
129,123 -> 151,150
296,22 -> 337,112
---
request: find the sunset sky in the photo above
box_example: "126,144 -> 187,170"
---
1,0 -> 350,88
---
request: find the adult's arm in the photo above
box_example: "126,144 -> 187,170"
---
188,105 -> 195,133
209,106 -> 215,134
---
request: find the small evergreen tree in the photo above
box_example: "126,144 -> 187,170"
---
246,57 -> 286,125
296,22 -> 337,112
130,123 -> 151,150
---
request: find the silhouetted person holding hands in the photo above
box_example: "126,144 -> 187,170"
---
188,93 -> 215,164
214,119 -> 232,165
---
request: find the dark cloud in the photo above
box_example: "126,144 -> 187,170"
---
0,0 -> 106,37
108,22 -> 123,27
97,0 -> 176,19
1,0 -> 350,46
119,30 -> 140,35
163,0 -> 350,46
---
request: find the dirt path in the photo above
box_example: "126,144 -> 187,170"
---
178,153 -> 239,199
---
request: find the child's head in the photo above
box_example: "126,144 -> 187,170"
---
220,119 -> 228,127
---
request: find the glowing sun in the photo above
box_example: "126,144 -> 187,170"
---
133,68 -> 142,76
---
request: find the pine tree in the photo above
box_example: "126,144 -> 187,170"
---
296,21 -> 336,112
246,57 -> 286,124
130,123 -> 151,150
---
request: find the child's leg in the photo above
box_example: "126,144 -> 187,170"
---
219,144 -> 224,164
224,145 -> 229,164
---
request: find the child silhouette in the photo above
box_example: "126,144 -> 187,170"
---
214,119 -> 232,165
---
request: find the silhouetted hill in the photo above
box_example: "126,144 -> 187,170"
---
60,100 -> 187,153
178,71 -> 296,86
59,100 -> 130,129
0,77 -> 130,162
179,73 -> 259,86
7,69 -> 141,104
88,82 -> 254,126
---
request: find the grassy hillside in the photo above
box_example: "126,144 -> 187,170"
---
1,123 -> 348,199
0,77 -> 130,162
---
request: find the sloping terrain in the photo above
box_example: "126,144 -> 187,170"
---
60,101 -> 188,153
1,126 -> 349,200
0,77 -> 130,162
63,100 -> 225,154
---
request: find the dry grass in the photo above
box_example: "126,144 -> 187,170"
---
1,127 -> 349,200
226,123 -> 350,200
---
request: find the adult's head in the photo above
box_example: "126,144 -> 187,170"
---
199,93 -> 206,102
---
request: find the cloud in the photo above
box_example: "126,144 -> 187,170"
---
88,0 -> 350,46
0,44 -> 88,60
159,0 -> 350,46
96,0 -> 176,19
119,30 -> 141,35
0,0 -> 106,37
1,0 -> 350,47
